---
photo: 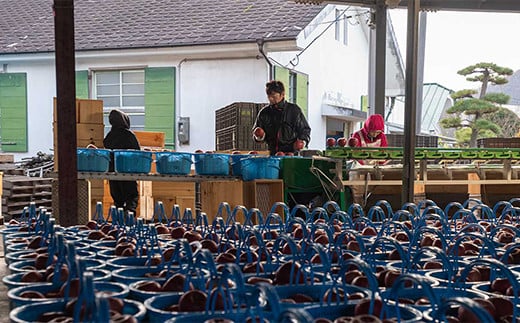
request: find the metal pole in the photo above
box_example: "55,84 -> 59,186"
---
402,0 -> 420,205
54,0 -> 78,226
374,0 -> 387,117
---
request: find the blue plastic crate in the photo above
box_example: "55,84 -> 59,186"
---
194,153 -> 230,175
240,156 -> 280,181
155,152 -> 193,175
114,150 -> 153,174
77,148 -> 111,172
230,154 -> 248,176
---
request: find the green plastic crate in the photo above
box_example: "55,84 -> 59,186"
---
281,157 -> 336,190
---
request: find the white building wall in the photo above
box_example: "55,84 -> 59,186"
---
2,5 -> 378,159
269,5 -> 370,150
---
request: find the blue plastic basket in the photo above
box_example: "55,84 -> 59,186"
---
194,153 -> 230,175
230,154 -> 248,176
77,148 -> 111,172
114,150 -> 153,174
155,152 -> 193,175
240,157 -> 280,181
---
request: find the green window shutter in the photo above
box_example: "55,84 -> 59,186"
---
144,67 -> 175,149
0,73 -> 28,152
75,70 -> 89,99
296,73 -> 309,117
274,66 -> 291,99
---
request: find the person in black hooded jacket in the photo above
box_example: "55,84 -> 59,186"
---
103,109 -> 141,215
252,80 -> 311,155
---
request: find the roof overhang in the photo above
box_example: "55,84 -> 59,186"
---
293,0 -> 520,13
322,104 -> 367,122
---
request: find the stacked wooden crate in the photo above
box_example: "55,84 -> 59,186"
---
52,99 -> 105,223
2,175 -> 53,220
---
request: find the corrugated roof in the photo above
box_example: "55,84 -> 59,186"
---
0,0 -> 325,54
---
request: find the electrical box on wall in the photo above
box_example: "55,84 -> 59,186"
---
178,117 -> 190,144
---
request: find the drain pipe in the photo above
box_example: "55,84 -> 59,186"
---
257,39 -> 273,80
176,58 -> 188,148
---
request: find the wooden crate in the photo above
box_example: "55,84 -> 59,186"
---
201,181 -> 244,222
53,98 -> 104,124
134,131 -> 165,149
149,182 -> 196,220
243,180 -> 284,220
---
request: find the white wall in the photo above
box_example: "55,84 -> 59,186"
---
269,5 -> 370,150
2,5 -> 376,160
176,58 -> 267,152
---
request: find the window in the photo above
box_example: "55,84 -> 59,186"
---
343,14 -> 349,45
94,70 -> 145,131
288,72 -> 297,104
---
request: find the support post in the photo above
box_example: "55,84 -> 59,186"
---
402,0 -> 420,205
54,0 -> 78,226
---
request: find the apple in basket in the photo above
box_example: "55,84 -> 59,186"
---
135,280 -> 163,292
177,290 -> 208,312
326,137 -> 336,147
337,137 -> 348,147
19,290 -> 46,299
21,270 -> 44,283
458,298 -> 496,322
354,298 -> 383,317
248,151 -> 259,155
162,273 -> 193,292
274,261 -> 305,285
488,296 -> 514,319
194,149 -> 204,153
275,151 -> 285,156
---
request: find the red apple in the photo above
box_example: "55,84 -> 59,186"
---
290,293 -> 314,303
162,273 -> 191,292
274,261 -> 305,285
246,277 -> 273,285
488,296 -> 514,319
275,151 -> 285,156
326,137 -> 336,147
337,137 -> 348,147
490,277 -> 511,295
135,281 -> 162,292
20,290 -> 46,298
248,151 -> 259,155
21,270 -> 44,283
354,298 -> 383,317
253,127 -> 265,138
170,226 -> 187,239
178,290 -> 207,312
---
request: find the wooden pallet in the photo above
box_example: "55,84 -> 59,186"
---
2,175 -> 53,219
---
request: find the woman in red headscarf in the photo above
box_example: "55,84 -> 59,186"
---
348,113 -> 388,148
347,113 -> 388,207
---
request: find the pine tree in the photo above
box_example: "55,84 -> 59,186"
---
440,63 -> 513,147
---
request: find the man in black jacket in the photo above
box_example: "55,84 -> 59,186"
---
252,80 -> 311,155
103,109 -> 141,215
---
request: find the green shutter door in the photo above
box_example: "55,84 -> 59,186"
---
144,67 -> 176,149
75,70 -> 89,99
296,73 -> 309,117
0,73 -> 28,152
274,66 -> 291,99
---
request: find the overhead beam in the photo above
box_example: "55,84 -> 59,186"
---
294,0 -> 520,13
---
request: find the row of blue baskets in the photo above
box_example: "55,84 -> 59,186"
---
77,149 -> 281,180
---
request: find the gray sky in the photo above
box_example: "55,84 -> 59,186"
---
390,9 -> 520,92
